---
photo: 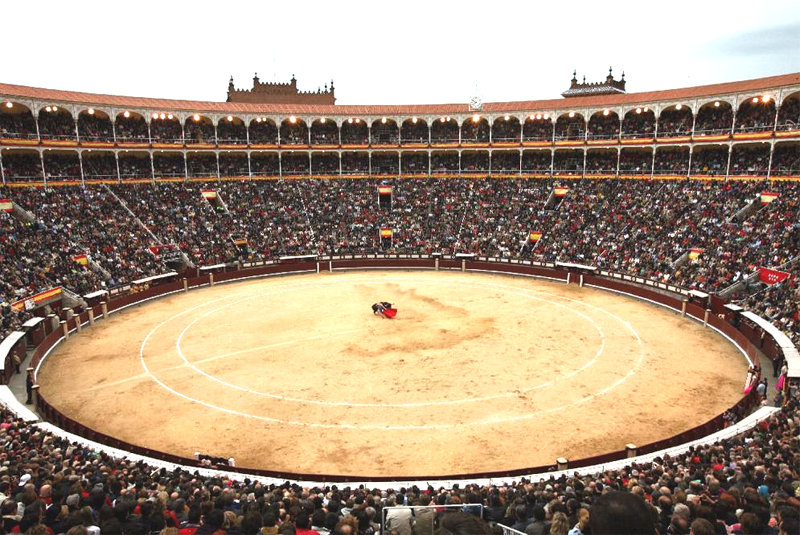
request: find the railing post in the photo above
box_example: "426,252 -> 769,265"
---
60,320 -> 69,340
183,278 -> 189,292
75,314 -> 82,333
681,298 -> 687,317
88,308 -> 95,325
580,273 -> 584,287
704,308 -> 710,327
461,259 -> 466,272
435,258 -> 439,271
63,307 -> 74,321
209,272 -> 215,286
557,457 -> 569,471
626,443 -> 638,458
101,301 -> 108,319
47,313 -> 58,333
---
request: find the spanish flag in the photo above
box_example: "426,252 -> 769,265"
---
0,199 -> 12,212
529,231 -> 542,242
73,254 -> 89,266
554,187 -> 569,197
380,228 -> 393,238
201,189 -> 217,200
378,185 -> 392,195
688,248 -> 704,261
760,192 -> 778,205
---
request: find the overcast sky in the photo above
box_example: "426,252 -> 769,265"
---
3,0 -> 799,105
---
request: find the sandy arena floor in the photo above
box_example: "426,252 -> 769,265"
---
38,271 -> 748,478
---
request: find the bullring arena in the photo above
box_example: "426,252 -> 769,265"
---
37,269 -> 747,478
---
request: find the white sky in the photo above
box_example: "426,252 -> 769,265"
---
3,0 -> 799,105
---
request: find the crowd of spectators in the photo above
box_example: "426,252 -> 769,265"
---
587,113 -> 620,140
340,121 -> 369,145
150,119 -> 182,144
184,119 -> 216,145
0,378 -> 798,535
0,110 -> 38,139
730,146 -> 771,176
1,152 -> 43,182
584,151 -> 617,173
657,108 -> 693,138
523,118 -> 553,142
311,121 -> 339,145
114,114 -> 149,143
619,150 -> 652,174
77,114 -> 113,142
37,110 -> 76,141
777,98 -> 800,132
460,119 -> 489,143
554,116 -> 585,141
736,102 -> 777,133
217,119 -> 248,145
691,148 -> 729,176
621,109 -> 656,138
694,104 -> 733,136
492,118 -> 521,142
771,144 -> 800,177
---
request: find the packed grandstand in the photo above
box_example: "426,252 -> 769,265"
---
0,71 -> 799,535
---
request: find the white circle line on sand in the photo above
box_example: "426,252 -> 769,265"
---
169,279 -> 605,407
134,275 -> 644,428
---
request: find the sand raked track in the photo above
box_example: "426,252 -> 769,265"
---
38,271 -> 748,478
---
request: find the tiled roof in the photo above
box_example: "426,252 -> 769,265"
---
0,73 -> 798,117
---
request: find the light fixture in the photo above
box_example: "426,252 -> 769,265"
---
504,115 -> 510,121
569,112 -> 575,118
168,114 -> 174,120
123,111 -> 130,118
714,101 -> 720,107
381,117 -> 387,124
227,115 -> 233,122
603,109 -> 609,116
159,113 -> 166,119
536,114 -> 542,120
152,113 -> 159,119
412,117 -> 418,124
636,108 -> 642,114
88,108 -> 95,115
45,106 -> 52,112
355,118 -> 360,123
256,117 -> 262,123
320,117 -> 326,123
543,114 -> 549,120
529,114 -> 536,120
762,95 -> 771,103
348,118 -> 353,124
4,102 -> 12,108
752,97 -> 759,103
643,107 -> 648,112
192,114 -> 199,121
289,116 -> 297,124
675,104 -> 682,110
52,106 -> 58,111
440,117 -> 445,123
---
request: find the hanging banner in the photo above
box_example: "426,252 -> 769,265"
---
760,192 -> 778,204
758,267 -> 791,285
10,287 -> 63,312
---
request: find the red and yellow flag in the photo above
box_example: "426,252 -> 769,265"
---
380,228 -> 393,238
760,192 -> 778,205
0,199 -> 12,212
554,187 -> 569,197
529,231 -> 542,242
688,248 -> 704,260
201,189 -> 217,200
378,185 -> 392,195
73,254 -> 88,266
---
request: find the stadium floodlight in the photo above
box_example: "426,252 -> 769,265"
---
123,111 -> 130,118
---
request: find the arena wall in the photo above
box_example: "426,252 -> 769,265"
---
23,257 -> 771,483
